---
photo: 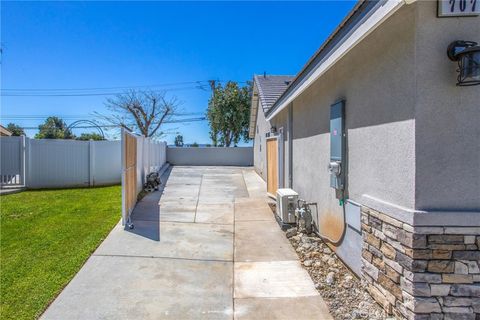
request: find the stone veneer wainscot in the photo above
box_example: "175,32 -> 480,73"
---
360,206 -> 480,320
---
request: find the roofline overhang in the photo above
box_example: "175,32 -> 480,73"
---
265,0 -> 409,121
248,82 -> 260,139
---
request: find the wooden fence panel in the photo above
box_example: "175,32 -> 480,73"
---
122,130 -> 138,226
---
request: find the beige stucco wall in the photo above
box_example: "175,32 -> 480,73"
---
263,1 -> 479,273
414,1 -> 480,211
284,3 -> 418,273
252,0 -> 479,272
252,89 -> 270,182
270,108 -> 289,189
291,3 -> 417,230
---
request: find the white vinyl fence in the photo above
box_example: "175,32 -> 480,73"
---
167,147 -> 253,166
0,136 -> 25,186
27,139 -> 121,188
0,136 -> 167,189
135,135 -> 167,194
121,130 -> 167,225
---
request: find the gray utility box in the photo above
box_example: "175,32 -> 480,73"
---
329,100 -> 345,190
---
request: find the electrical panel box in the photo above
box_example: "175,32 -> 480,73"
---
329,100 -> 345,189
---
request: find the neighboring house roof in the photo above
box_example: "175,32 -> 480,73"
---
249,75 -> 294,138
266,0 -> 407,120
254,75 -> 294,112
0,125 -> 12,136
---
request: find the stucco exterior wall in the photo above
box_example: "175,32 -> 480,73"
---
291,2 -> 417,225
253,98 -> 270,181
270,108 -> 289,189
286,4 -> 417,274
414,1 -> 480,211
261,1 -> 479,316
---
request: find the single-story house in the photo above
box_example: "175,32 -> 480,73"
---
250,74 -> 294,184
249,0 -> 479,319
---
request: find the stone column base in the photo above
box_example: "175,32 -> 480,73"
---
361,206 -> 480,320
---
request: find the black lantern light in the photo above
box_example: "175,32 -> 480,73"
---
447,40 -> 480,86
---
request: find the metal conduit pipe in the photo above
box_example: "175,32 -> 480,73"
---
298,192 -> 347,245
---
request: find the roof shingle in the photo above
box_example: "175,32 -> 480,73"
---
254,75 -> 294,113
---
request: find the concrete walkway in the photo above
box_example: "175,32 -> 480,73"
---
42,166 -> 331,320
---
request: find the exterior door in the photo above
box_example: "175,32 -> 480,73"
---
266,138 -> 278,195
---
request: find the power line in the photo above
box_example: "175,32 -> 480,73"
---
1,86 -> 209,97
16,117 -> 207,130
1,112 -> 204,120
1,80 -> 211,92
1,79 -> 249,95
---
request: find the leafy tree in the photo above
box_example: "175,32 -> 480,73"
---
174,134 -> 184,147
6,123 -> 25,136
98,90 -> 180,138
35,117 -> 74,139
191,142 -> 199,147
76,133 -> 104,141
206,81 -> 251,147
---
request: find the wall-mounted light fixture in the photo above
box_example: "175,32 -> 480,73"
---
447,40 -> 480,86
270,126 -> 277,134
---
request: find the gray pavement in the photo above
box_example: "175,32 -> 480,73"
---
41,166 -> 331,320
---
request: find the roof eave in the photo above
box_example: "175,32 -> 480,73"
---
266,0 -> 407,121
248,81 -> 260,139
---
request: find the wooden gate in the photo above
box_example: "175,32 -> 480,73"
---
266,137 -> 278,195
122,129 -> 137,226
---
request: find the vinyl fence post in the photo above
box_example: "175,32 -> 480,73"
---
89,140 -> 95,187
26,137 -> 31,188
121,129 -> 126,225
20,135 -> 26,186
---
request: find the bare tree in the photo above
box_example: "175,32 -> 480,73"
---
97,90 -> 180,138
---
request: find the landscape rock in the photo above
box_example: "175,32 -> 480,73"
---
303,260 -> 313,267
286,228 -> 297,238
326,272 -> 335,285
285,225 -> 387,320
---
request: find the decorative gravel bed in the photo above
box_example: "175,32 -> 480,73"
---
285,226 -> 390,320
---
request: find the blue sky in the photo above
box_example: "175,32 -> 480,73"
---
1,1 -> 355,144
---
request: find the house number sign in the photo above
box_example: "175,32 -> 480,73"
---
438,0 -> 479,17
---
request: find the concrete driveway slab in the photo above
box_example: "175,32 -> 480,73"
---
234,296 -> 332,320
41,256 -> 233,320
138,191 -> 162,203
234,198 -> 275,222
196,203 -> 234,224
95,220 -> 233,261
160,210 -> 196,223
160,194 -> 198,205
235,220 -> 298,262
42,166 -> 331,320
159,202 -> 197,223
234,261 -> 318,298
242,169 -> 267,198
162,186 -> 200,198
132,202 -> 160,221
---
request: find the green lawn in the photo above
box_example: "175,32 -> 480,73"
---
0,186 -> 121,320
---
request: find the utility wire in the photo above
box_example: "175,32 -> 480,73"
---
1,79 -> 248,96
1,112 -> 204,120
16,117 -> 206,130
1,86 -> 209,97
1,80 -> 210,92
